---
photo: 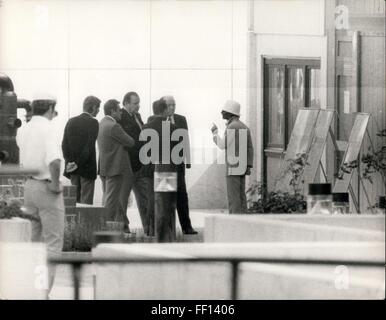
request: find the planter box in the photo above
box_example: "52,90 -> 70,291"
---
63,206 -> 107,252
204,214 -> 385,243
0,218 -> 31,242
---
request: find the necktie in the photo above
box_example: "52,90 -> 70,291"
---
168,115 -> 175,125
134,114 -> 142,129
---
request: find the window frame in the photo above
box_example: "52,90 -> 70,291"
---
263,57 -> 321,150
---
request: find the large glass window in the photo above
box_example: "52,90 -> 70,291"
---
288,67 -> 305,134
309,68 -> 321,109
264,58 -> 321,150
267,66 -> 285,147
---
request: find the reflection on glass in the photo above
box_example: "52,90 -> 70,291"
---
309,68 -> 321,108
268,66 -> 284,146
288,67 -> 304,133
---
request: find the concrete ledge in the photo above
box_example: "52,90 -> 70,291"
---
0,242 -> 47,299
204,214 -> 385,243
93,242 -> 385,299
238,262 -> 385,299
245,214 -> 385,231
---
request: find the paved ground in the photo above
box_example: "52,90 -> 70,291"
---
50,208 -> 226,300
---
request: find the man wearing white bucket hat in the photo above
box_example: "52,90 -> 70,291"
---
16,93 -> 64,293
211,100 -> 254,213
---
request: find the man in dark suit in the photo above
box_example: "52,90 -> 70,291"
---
62,95 -> 101,204
118,92 -> 151,235
141,99 -> 178,241
162,95 -> 197,234
97,99 -> 134,231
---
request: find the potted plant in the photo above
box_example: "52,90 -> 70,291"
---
247,153 -> 308,214
337,129 -> 386,213
0,180 -> 39,242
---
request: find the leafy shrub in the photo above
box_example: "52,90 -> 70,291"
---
0,181 -> 39,222
63,218 -> 93,252
337,129 -> 386,184
247,182 -> 306,214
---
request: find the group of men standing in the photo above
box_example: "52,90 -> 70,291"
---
16,93 -> 253,295
62,92 -> 197,236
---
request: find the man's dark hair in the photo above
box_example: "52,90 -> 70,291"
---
104,99 -> 120,116
122,91 -> 139,106
83,95 -> 101,113
154,98 -> 168,115
31,99 -> 56,116
152,100 -> 160,115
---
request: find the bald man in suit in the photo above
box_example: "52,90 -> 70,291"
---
163,95 -> 197,234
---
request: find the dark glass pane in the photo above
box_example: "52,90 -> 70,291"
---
309,68 -> 321,108
288,67 -> 305,137
267,66 -> 285,146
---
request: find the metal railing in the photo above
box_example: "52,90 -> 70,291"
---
49,255 -> 385,300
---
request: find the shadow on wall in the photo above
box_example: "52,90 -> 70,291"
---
72,159 -> 228,210
186,162 -> 227,210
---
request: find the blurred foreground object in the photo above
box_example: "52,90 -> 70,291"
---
0,73 -> 30,164
0,242 -> 47,299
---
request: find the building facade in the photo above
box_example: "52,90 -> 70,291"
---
246,0 -> 385,212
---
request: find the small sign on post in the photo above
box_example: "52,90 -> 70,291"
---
154,164 -> 177,243
154,172 -> 177,192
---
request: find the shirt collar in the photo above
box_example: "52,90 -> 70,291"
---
82,112 -> 93,118
30,115 -> 50,123
227,115 -> 238,125
123,108 -> 135,117
106,115 -> 116,123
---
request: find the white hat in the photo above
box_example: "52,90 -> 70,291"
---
222,100 -> 240,116
32,92 -> 56,102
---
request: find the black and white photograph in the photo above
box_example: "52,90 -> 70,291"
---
0,0 -> 384,309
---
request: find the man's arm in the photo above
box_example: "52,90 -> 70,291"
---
246,128 -> 254,175
61,121 -> 74,162
111,123 -> 135,147
182,116 -> 192,167
48,159 -> 63,193
46,126 -> 63,193
77,119 -> 99,167
212,131 -> 226,150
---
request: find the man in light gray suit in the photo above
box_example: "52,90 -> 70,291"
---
97,99 -> 135,232
211,100 -> 254,213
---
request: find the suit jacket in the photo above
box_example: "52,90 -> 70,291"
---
97,116 -> 135,177
62,113 -> 99,180
117,109 -> 144,172
140,116 -> 178,178
213,116 -> 254,176
170,113 -> 191,166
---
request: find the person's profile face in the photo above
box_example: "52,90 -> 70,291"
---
112,106 -> 122,121
92,104 -> 100,117
166,98 -> 176,116
128,95 -> 140,113
47,105 -> 56,120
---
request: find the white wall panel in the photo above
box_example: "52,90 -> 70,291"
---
151,0 -> 233,69
68,70 -> 151,121
68,1 -> 150,69
0,0 -> 68,69
232,0 -> 248,70
254,0 -> 325,35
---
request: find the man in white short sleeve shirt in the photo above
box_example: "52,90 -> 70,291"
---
16,94 -> 64,293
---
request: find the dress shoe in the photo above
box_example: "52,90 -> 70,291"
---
183,228 -> 198,235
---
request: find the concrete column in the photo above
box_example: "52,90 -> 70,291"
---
246,0 -> 260,189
